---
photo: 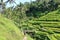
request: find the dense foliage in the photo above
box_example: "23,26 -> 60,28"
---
0,0 -> 60,40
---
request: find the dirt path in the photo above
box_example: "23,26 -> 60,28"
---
23,35 -> 27,40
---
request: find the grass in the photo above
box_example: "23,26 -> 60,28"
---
23,9 -> 60,40
0,16 -> 33,40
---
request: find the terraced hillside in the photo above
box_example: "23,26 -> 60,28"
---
21,10 -> 60,40
0,16 -> 33,40
35,10 -> 60,28
32,10 -> 60,40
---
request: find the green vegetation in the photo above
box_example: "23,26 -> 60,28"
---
0,16 -> 33,40
20,9 -> 60,40
0,0 -> 60,40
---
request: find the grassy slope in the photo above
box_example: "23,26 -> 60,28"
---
30,10 -> 60,27
0,16 -> 33,40
27,10 -> 60,40
37,10 -> 60,27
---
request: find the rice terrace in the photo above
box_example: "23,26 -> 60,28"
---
0,0 -> 60,40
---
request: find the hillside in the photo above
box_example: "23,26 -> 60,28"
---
20,10 -> 60,40
0,16 -> 33,40
0,0 -> 60,40
34,10 -> 60,27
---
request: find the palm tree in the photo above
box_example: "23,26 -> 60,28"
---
0,0 -> 17,13
0,0 -> 5,12
5,0 -> 16,4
